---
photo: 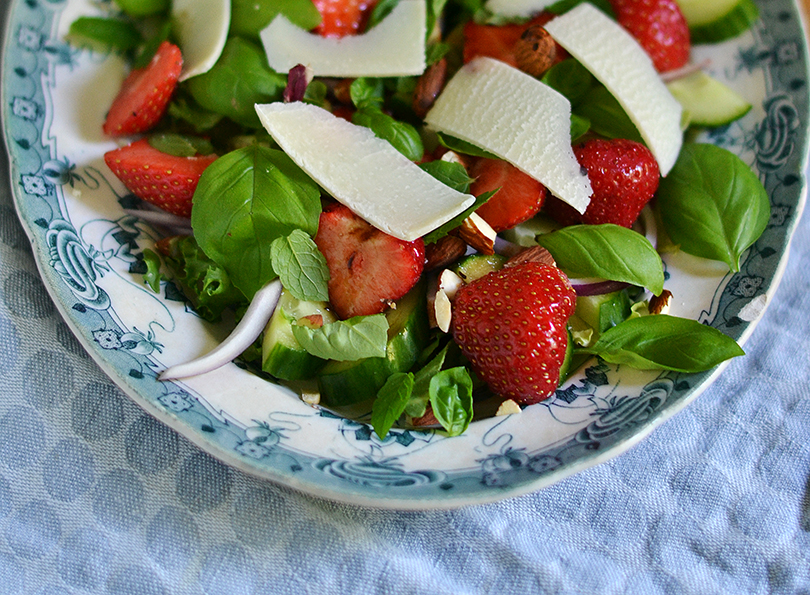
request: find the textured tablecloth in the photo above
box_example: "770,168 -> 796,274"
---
2,9 -> 810,595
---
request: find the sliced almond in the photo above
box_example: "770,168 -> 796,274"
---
496,399 -> 521,416
413,57 -> 448,119
410,406 -> 440,427
434,288 -> 453,333
438,269 -> 464,299
425,235 -> 467,271
648,289 -> 673,315
505,245 -> 556,268
453,212 -> 496,255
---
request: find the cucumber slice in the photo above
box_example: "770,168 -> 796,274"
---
678,0 -> 759,43
574,290 -> 631,334
453,254 -> 507,283
317,282 -> 430,407
499,214 -> 560,247
667,71 -> 751,127
261,290 -> 336,381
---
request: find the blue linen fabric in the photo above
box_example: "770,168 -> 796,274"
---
2,15 -> 810,595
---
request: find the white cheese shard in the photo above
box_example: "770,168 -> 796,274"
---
173,0 -> 231,81
424,57 -> 592,213
484,0 -> 558,18
255,102 -> 475,242
260,0 -> 426,78
544,3 -> 683,175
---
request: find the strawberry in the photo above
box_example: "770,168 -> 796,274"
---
463,13 -> 566,71
609,0 -> 690,73
312,0 -> 377,37
103,139 -> 217,217
545,138 -> 660,228
451,262 -> 576,405
469,158 -> 547,232
313,203 -> 425,319
102,41 -> 183,136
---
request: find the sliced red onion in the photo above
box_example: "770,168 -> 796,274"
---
124,209 -> 193,233
570,279 -> 629,296
283,64 -> 314,103
493,236 -> 523,257
160,279 -> 283,380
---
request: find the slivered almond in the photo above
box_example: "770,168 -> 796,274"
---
505,245 -> 556,268
648,289 -> 673,315
413,57 -> 447,119
425,235 -> 467,270
453,212 -> 496,254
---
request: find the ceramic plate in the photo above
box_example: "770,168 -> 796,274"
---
3,0 -> 808,509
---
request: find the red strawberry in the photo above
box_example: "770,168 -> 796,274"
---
469,158 -> 547,232
451,262 -> 576,405
313,203 -> 425,319
312,0 -> 377,37
545,138 -> 660,228
103,139 -> 217,217
463,13 -> 566,69
609,0 -> 690,73
103,41 -> 183,136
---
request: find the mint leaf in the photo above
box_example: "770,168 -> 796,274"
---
191,145 -> 321,299
536,224 -> 664,295
419,160 -> 474,193
371,372 -> 414,438
577,315 -> 744,372
429,367 -> 474,436
657,143 -> 770,272
270,230 -> 330,302
292,314 -> 389,361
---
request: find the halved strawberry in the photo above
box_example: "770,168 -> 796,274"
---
103,139 -> 217,217
469,158 -> 547,232
463,13 -> 565,70
312,0 -> 377,37
313,203 -> 425,319
609,0 -> 690,72
103,41 -> 183,136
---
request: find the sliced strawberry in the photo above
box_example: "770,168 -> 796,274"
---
314,203 -> 425,319
470,158 -> 547,232
609,0 -> 690,72
463,13 -> 566,70
312,0 -> 377,37
103,139 -> 217,217
451,262 -> 576,405
103,41 -> 183,136
545,138 -> 660,227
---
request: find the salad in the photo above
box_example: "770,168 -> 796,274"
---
66,0 -> 768,439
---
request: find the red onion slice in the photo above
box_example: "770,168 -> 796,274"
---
570,279 -> 629,296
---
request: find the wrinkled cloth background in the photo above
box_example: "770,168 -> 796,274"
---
1,3 -> 810,595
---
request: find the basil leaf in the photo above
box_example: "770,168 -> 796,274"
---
191,145 -> 321,299
167,91 -> 223,132
142,249 -> 162,293
536,224 -> 664,295
574,85 -> 643,143
657,143 -> 770,272
405,343 -> 450,417
570,113 -> 591,143
541,59 -> 594,107
148,133 -> 214,157
429,367 -> 474,436
419,161 -> 474,193
367,0 -> 401,29
577,315 -> 744,372
230,0 -> 322,38
186,37 -> 286,128
303,80 -> 329,108
422,189 -> 497,244
352,107 -> 424,161
132,19 -> 171,69
292,314 -> 389,361
67,17 -> 143,53
371,372 -> 414,438
436,133 -> 498,159
426,42 -> 450,65
270,230 -> 330,302
350,77 -> 385,109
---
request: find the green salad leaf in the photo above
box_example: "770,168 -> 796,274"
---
292,314 -> 390,361
270,230 -> 330,302
230,0 -> 322,39
141,249 -> 162,293
575,85 -> 644,144
372,372 -> 415,438
577,315 -> 745,372
536,224 -> 664,295
352,107 -> 424,161
405,342 -> 451,418
67,17 -> 143,53
422,189 -> 497,245
419,161 -> 474,193
657,143 -> 770,272
191,145 -> 322,299
429,367 -> 474,436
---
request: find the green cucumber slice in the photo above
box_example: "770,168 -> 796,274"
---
317,282 -> 430,408
667,71 -> 751,127
261,290 -> 336,381
678,0 -> 759,43
453,254 -> 507,283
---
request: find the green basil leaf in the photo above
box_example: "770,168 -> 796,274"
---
436,133 -> 498,159
367,0 -> 401,29
303,80 -> 329,108
167,91 -> 223,132
67,17 -> 143,53
186,37 -> 286,128
574,85 -> 643,143
115,0 -> 169,17
141,249 -> 162,293
292,314 -> 389,361
429,367 -> 474,436
546,0 -> 615,18
570,113 -> 590,143
350,77 -> 385,109
419,160 -> 474,193
422,189 -> 497,244
405,343 -> 450,418
577,314 -> 744,372
230,0 -> 322,38
536,224 -> 664,295
270,229 -> 330,302
191,145 -> 321,299
132,19 -> 171,69
541,59 -> 594,107
426,42 -> 450,65
148,133 -> 214,157
657,143 -> 770,272
371,372 -> 414,438
352,107 -> 424,161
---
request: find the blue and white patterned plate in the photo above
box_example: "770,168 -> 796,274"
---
3,0 -> 808,509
